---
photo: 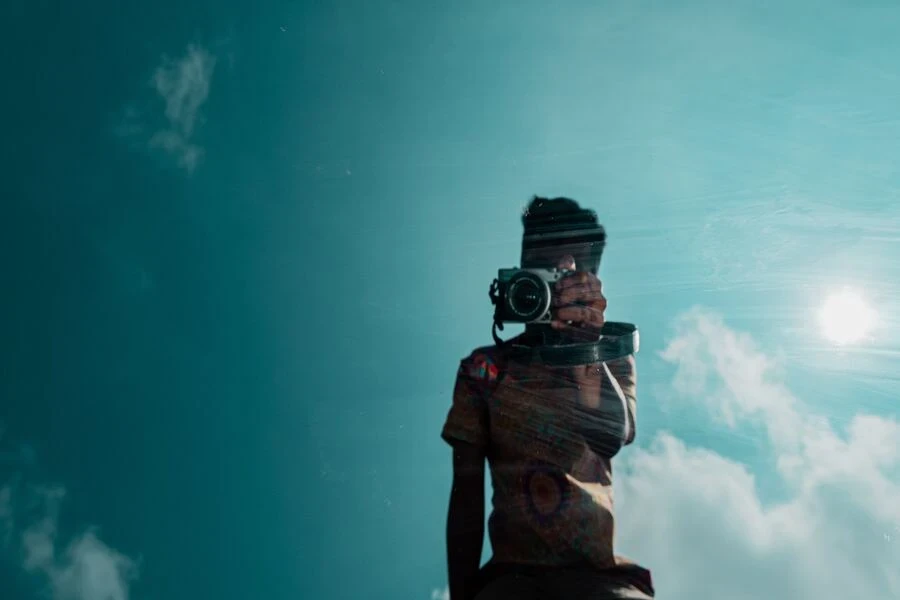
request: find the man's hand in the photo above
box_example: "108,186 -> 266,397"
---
551,270 -> 607,340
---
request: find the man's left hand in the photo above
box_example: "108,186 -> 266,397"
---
551,270 -> 607,342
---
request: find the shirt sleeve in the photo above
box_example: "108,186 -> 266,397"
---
605,353 -> 638,445
440,354 -> 491,451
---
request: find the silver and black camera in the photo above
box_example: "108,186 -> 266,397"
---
490,267 -> 573,324
489,266 -> 639,365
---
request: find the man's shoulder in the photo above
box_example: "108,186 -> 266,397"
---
458,343 -> 503,383
457,335 -> 524,383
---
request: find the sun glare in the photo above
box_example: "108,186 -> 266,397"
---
818,288 -> 876,345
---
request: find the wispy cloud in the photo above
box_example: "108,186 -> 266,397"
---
119,44 -> 216,173
149,44 -> 216,172
430,586 -> 449,600
615,308 -> 900,599
1,433 -> 139,600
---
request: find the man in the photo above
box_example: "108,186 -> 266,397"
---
441,197 -> 654,600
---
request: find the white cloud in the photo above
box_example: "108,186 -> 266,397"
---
23,516 -> 57,571
615,308 -> 900,600
148,44 -> 216,172
119,44 -> 216,173
430,586 -> 449,600
152,45 -> 214,139
1,440 -> 139,600
21,505 -> 138,600
149,128 -> 205,173
49,531 -> 138,600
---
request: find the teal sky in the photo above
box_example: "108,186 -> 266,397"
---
2,1 -> 899,599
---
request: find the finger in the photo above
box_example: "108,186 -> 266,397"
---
554,284 -> 597,307
556,275 -> 603,305
555,295 -> 607,316
556,270 -> 592,291
555,304 -> 606,327
550,319 -> 604,342
557,284 -> 604,306
550,319 -> 584,332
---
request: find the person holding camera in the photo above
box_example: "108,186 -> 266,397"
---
441,197 -> 654,600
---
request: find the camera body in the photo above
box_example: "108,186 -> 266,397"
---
492,267 -> 573,324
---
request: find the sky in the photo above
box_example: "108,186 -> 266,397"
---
1,1 -> 899,599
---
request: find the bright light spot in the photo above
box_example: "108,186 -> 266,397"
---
818,288 -> 876,345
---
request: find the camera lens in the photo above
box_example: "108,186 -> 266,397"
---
507,272 -> 551,321
511,280 -> 541,313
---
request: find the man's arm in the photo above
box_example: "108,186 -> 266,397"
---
551,270 -> 637,457
570,354 -> 638,458
446,442 -> 485,600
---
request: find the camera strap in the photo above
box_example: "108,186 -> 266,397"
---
497,321 -> 639,367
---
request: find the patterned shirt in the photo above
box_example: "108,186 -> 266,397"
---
441,335 -> 650,585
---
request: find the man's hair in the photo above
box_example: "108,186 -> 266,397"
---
521,196 -> 606,273
522,196 -> 585,226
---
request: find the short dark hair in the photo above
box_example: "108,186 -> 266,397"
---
521,196 -> 606,273
522,196 -> 585,226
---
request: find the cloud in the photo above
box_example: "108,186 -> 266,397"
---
119,44 -> 216,173
148,129 -> 205,173
151,45 -> 215,139
148,44 -> 216,172
430,586 -> 449,600
428,308 -> 899,599
614,308 -> 900,600
1,437 -> 139,600
24,523 -> 138,600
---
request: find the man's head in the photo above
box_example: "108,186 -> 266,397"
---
520,196 -> 606,274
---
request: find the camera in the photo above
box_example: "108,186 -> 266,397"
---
490,267 -> 572,324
